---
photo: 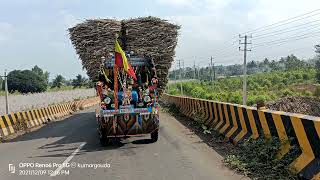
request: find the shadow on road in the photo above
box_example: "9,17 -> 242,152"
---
131,139 -> 154,144
4,110 -> 150,158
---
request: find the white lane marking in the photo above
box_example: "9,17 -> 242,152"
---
50,142 -> 86,177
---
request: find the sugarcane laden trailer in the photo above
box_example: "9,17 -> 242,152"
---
96,55 -> 160,146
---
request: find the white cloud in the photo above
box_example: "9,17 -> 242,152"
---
159,0 -> 320,66
0,22 -> 14,43
246,0 -> 320,28
59,10 -> 81,29
156,0 -> 198,7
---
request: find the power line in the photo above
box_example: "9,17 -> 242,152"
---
252,34 -> 320,50
253,19 -> 320,37
253,31 -> 320,48
250,12 -> 320,35
242,8 -> 320,34
214,9 -> 320,65
251,45 -> 319,61
210,42 -> 239,58
252,21 -> 320,40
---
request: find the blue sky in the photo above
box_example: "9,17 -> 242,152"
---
0,0 -> 320,79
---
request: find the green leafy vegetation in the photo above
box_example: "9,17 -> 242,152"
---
168,69 -> 317,105
7,70 -> 48,93
224,137 -> 299,179
0,66 -> 93,96
168,53 -> 320,105
169,54 -> 314,80
71,74 -> 92,88
51,74 -> 66,88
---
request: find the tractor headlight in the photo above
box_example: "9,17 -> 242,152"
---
104,97 -> 111,104
143,96 -> 151,103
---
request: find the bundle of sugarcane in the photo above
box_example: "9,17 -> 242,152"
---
122,17 -> 180,93
68,19 -> 122,80
68,17 -> 180,93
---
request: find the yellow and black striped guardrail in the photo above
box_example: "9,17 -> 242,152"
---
162,93 -> 320,180
0,96 -> 99,138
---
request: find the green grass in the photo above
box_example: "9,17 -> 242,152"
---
168,69 -> 318,105
47,86 -> 78,92
0,90 -> 21,96
224,137 -> 299,179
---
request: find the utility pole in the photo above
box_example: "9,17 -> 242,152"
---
198,65 -> 201,80
182,60 -> 185,79
213,62 -> 216,81
174,64 -> 177,81
210,57 -> 214,82
1,70 -> 9,114
193,60 -> 196,80
239,35 -> 252,105
177,59 -> 183,95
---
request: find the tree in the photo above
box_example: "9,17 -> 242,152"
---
64,79 -> 73,86
31,65 -> 49,85
7,70 -> 47,93
269,60 -> 279,71
247,60 -> 258,74
263,58 -> 270,65
52,75 -> 65,88
72,74 -> 86,88
284,54 -> 306,70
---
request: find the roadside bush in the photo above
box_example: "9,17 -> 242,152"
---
302,90 -> 313,96
314,85 -> 320,97
247,95 -> 270,106
167,87 -> 180,95
205,93 -> 219,101
302,73 -> 309,80
224,137 -> 298,179
190,86 -> 206,98
228,91 -> 242,104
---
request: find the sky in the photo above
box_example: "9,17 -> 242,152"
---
0,0 -> 320,79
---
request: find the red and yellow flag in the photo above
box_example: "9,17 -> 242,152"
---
115,39 -> 137,80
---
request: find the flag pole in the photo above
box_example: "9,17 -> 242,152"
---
113,65 -> 119,109
114,34 -> 119,109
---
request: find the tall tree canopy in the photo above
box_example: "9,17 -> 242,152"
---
31,65 -> 49,85
72,74 -> 87,88
7,70 -> 47,93
51,75 -> 65,88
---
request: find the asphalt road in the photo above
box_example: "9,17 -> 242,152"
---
0,108 -> 247,180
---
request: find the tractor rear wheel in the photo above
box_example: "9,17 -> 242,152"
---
151,130 -> 158,142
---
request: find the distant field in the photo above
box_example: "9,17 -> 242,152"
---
0,88 -> 95,115
0,86 -> 81,96
167,69 -> 318,105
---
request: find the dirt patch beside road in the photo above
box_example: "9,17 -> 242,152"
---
266,96 -> 320,117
